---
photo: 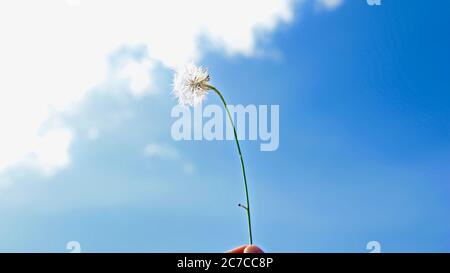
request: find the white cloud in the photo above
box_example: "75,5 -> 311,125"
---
30,129 -> 73,176
144,143 -> 195,175
0,127 -> 73,176
144,143 -> 179,160
316,0 -> 344,10
119,59 -> 157,97
0,0 -> 342,178
66,0 -> 81,7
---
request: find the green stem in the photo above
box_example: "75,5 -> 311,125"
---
207,85 -> 253,245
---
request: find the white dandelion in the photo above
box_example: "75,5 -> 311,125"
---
171,63 -> 255,245
172,63 -> 211,106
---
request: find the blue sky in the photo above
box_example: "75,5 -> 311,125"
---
0,0 -> 449,252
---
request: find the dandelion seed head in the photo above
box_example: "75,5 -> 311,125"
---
172,63 -> 211,106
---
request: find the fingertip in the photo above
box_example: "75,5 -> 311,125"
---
226,245 -> 248,253
244,245 -> 264,253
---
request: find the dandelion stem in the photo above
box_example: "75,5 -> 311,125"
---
207,85 -> 253,245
